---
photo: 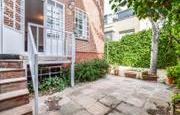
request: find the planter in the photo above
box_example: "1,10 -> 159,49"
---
142,71 -> 158,81
114,69 -> 120,76
165,77 -> 175,85
125,71 -> 137,78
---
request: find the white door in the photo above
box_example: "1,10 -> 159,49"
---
44,0 -> 65,56
1,0 -> 25,54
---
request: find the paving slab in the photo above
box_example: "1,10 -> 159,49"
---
116,102 -> 149,115
86,102 -> 110,115
99,95 -> 121,108
107,110 -> 125,115
35,75 -> 171,115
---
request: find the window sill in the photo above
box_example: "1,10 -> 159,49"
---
76,37 -> 89,42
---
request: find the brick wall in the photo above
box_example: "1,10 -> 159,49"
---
58,0 -> 104,62
4,0 -> 104,62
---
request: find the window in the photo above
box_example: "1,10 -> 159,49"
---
3,0 -> 24,31
46,0 -> 64,40
117,9 -> 133,21
75,9 -> 88,40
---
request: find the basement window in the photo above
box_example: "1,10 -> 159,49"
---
75,8 -> 89,40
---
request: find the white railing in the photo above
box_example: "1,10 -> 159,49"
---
27,23 -> 39,115
28,22 -> 75,115
28,23 -> 73,57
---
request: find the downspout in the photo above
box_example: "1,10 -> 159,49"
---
0,0 -> 3,54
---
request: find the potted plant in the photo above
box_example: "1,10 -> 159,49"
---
109,65 -> 120,76
166,66 -> 179,85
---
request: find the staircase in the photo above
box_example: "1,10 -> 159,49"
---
0,60 -> 32,115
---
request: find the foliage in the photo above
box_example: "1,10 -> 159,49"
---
167,64 -> 180,88
171,93 -> 180,102
167,66 -> 180,78
109,0 -> 172,21
105,30 -> 178,68
75,59 -> 109,82
28,76 -> 70,93
39,76 -> 70,92
167,0 -> 180,39
28,59 -> 109,93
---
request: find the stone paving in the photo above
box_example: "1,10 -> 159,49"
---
36,75 -> 171,115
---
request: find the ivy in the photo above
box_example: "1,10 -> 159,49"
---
105,30 -> 178,68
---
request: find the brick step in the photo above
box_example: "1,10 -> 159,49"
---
0,104 -> 32,115
0,77 -> 27,93
0,68 -> 25,80
0,60 -> 23,68
0,89 -> 29,111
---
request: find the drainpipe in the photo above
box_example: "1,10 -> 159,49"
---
68,0 -> 75,87
0,0 -> 3,54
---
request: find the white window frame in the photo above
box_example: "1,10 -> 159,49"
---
74,8 -> 89,40
3,0 -> 24,33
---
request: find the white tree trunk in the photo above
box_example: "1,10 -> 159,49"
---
149,19 -> 160,75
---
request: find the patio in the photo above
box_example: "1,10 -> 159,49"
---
36,75 -> 171,115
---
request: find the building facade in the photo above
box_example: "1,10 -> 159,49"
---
104,9 -> 151,41
0,0 -> 104,62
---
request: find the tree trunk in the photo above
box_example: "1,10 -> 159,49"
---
149,19 -> 160,75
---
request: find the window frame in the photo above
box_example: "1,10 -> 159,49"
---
3,0 -> 24,33
74,8 -> 89,41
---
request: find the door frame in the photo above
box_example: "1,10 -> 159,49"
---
43,0 -> 65,55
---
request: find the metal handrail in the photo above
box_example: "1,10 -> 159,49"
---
28,22 -> 73,57
27,23 -> 39,115
27,22 -> 76,115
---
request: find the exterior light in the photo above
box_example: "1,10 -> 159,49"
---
67,0 -> 75,15
68,0 -> 75,10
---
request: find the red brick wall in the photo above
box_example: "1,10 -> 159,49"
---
5,0 -> 104,62
76,52 -> 104,63
52,0 -> 104,62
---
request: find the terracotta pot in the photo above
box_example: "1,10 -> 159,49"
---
114,69 -> 120,76
166,77 -> 175,85
141,71 -> 158,81
125,71 -> 137,78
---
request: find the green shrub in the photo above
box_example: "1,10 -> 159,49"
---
167,65 -> 180,88
105,30 -> 178,68
28,76 -> 70,93
75,59 -> 109,82
171,93 -> 180,102
28,59 -> 109,93
167,66 -> 180,78
39,76 -> 70,92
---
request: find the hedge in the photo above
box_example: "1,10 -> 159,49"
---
105,30 -> 178,68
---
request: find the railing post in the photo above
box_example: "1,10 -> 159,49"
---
28,23 -> 39,115
71,33 -> 75,87
34,53 -> 39,115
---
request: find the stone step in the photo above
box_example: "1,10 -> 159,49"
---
0,68 -> 25,80
0,60 -> 23,68
0,104 -> 32,115
0,89 -> 29,111
0,77 -> 27,93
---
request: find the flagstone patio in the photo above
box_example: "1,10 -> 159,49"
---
35,75 -> 171,115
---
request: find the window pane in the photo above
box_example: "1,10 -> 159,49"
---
75,9 -> 88,39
